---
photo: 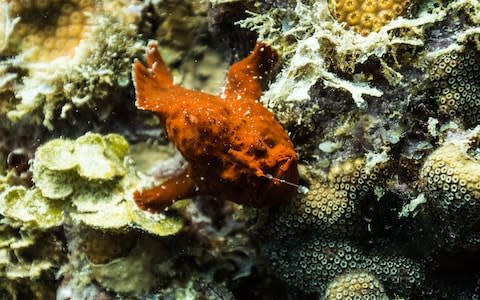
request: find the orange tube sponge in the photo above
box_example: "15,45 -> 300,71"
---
132,42 -> 299,212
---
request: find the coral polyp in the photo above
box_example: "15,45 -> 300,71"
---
329,0 -> 412,35
263,158 -> 385,240
324,271 -> 387,300
428,47 -> 480,128
420,128 -> 480,252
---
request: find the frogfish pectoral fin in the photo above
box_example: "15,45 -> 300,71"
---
132,41 -> 175,112
133,167 -> 200,213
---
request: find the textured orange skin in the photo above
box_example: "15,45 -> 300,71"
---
132,42 -> 299,212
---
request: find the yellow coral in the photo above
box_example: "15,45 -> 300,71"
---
329,0 -> 411,35
8,0 -> 97,62
420,129 -> 480,251
102,0 -> 143,24
4,0 -> 143,128
420,138 -> 480,219
325,271 -> 387,300
264,158 -> 384,239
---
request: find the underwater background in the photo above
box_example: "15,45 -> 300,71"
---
1,0 -> 480,299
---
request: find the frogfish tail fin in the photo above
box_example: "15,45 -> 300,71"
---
132,41 -> 174,111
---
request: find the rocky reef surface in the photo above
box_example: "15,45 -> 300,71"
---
1,0 -> 480,299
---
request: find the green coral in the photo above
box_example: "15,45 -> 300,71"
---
0,187 -> 63,230
1,132 -> 184,236
0,216 -> 65,299
0,133 -> 187,297
29,132 -> 184,235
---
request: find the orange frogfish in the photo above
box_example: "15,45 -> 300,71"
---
132,41 -> 299,212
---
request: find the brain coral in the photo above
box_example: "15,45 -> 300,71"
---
329,0 -> 412,35
420,128 -> 480,252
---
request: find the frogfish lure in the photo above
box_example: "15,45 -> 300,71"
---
132,41 -> 299,212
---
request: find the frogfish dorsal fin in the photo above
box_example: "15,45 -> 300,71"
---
223,43 -> 278,101
132,41 -> 174,111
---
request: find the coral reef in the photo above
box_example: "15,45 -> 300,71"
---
2,0 -> 480,298
0,223 -> 65,299
240,0 -> 480,298
1,164 -> 65,300
0,132 -> 188,297
262,234 -> 426,296
262,158 -> 385,240
7,0 -> 97,62
27,132 -> 185,235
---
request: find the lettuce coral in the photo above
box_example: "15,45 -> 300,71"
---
0,132 -> 187,297
27,132 -> 184,236
0,171 -> 65,299
0,222 -> 65,299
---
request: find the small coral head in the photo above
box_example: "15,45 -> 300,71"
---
329,0 -> 411,35
131,40 -> 298,212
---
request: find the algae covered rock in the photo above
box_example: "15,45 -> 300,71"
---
89,236 -> 169,295
29,132 -> 184,236
3,0 -> 144,128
